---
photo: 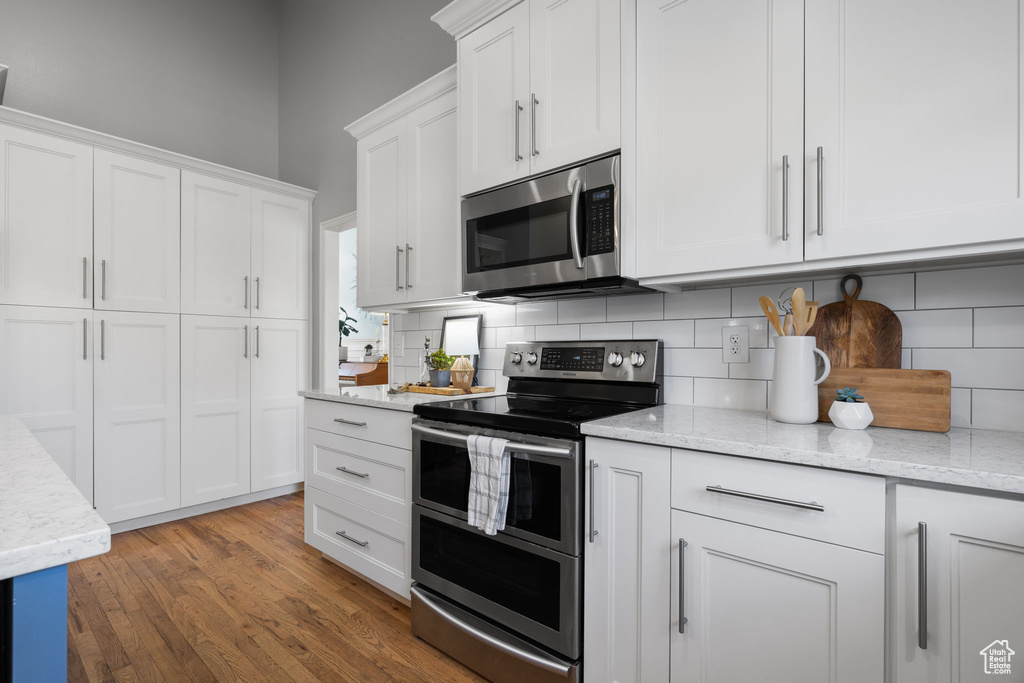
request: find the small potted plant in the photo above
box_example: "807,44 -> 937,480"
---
427,348 -> 455,388
338,307 -> 358,362
829,387 -> 874,430
364,343 -> 375,359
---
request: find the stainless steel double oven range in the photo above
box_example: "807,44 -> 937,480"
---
410,339 -> 663,683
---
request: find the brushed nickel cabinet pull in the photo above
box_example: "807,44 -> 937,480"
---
101,259 -> 107,300
679,538 -> 688,634
706,485 -> 825,512
243,325 -> 248,358
244,276 -> 249,309
336,530 -> 369,547
588,460 -> 599,543
100,320 -> 106,360
82,319 -> 87,360
531,94 -> 539,156
781,155 -> 790,241
254,276 -> 260,310
255,325 -> 260,359
333,417 -> 368,427
816,146 -> 824,236
82,257 -> 88,299
396,246 -> 404,291
918,521 -> 928,650
405,244 -> 413,289
336,466 -> 369,479
514,100 -> 524,162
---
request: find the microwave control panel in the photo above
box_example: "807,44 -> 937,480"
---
586,185 -> 615,255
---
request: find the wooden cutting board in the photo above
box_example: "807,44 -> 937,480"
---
806,274 -> 902,368
817,368 -> 951,432
397,383 -> 496,396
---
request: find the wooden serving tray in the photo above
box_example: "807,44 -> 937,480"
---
397,383 -> 496,396
817,368 -> 951,433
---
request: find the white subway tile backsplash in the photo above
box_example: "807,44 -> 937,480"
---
480,327 -> 497,349
971,389 -> 1024,431
732,280 -> 813,317
916,264 -> 1024,309
633,320 -> 694,348
974,307 -> 1024,348
495,326 -> 536,348
516,302 -> 558,326
663,377 -> 694,405
476,368 -> 497,388
664,349 -> 729,378
397,313 -> 419,332
813,273 -> 915,310
694,378 -> 768,412
913,348 -> 1024,390
581,322 -> 632,340
607,293 -> 664,322
535,324 -> 581,341
950,388 -> 971,429
694,318 -> 769,348
558,298 -> 606,323
902,349 -> 912,369
896,309 -> 974,348
481,304 -> 517,327
729,349 -> 774,381
478,348 -> 506,371
419,310 -> 448,330
664,288 -> 731,319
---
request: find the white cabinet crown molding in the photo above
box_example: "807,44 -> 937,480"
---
0,105 -> 316,202
344,65 -> 457,141
432,0 -> 524,40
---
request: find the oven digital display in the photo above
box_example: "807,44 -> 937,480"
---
540,346 -> 605,372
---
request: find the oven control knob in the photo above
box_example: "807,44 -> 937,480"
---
630,351 -> 647,368
607,351 -> 623,367
509,351 -> 522,365
526,352 -> 538,365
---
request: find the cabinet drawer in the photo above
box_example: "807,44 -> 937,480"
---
671,449 -> 885,554
306,428 -> 409,523
304,487 -> 410,599
305,398 -> 412,450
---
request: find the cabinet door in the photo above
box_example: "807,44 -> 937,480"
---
94,312 -> 180,523
635,0 -> 803,277
356,118 -> 407,310
250,318 -> 307,492
406,89 -> 462,302
181,172 -> 252,317
0,125 -> 93,308
458,1 -> 531,195
180,315 -> 251,506
583,437 -> 671,682
251,190 -> 310,320
671,511 -> 883,683
806,0 -> 1024,261
0,306 -> 93,502
894,485 -> 1024,683
94,150 -> 181,313
529,0 -> 620,175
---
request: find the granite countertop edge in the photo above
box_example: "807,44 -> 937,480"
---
300,387 -> 503,412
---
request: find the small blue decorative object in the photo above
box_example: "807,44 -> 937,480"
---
835,387 -> 864,403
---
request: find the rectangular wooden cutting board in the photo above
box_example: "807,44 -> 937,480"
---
817,368 -> 951,432
397,383 -> 496,396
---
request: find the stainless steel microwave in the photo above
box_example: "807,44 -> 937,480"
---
462,154 -> 650,302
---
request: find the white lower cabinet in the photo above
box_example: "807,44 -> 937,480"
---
670,511 -> 884,683
94,312 -> 180,523
0,306 -> 93,502
893,485 -> 1024,683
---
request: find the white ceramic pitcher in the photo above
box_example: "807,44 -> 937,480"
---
771,336 -> 831,424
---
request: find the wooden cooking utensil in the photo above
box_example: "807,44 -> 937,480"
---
759,296 -> 785,336
817,368 -> 950,432
791,287 -> 807,334
783,313 -> 795,336
806,275 -> 903,368
799,301 -> 819,335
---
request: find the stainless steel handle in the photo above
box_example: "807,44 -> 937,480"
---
411,424 -> 575,459
334,417 -> 368,427
410,586 -> 573,677
588,460 -> 599,543
100,259 -> 107,300
335,530 -> 368,547
255,325 -> 260,359
706,485 -> 825,512
781,155 -> 790,241
336,466 -> 369,479
816,146 -> 824,236
244,276 -> 249,309
568,177 -> 584,269
100,320 -> 105,361
82,319 -> 87,360
514,100 -> 524,162
82,257 -> 88,299
679,538 -> 688,634
531,94 -> 539,156
254,276 -> 260,310
243,325 -> 248,358
396,246 -> 404,290
405,243 -> 413,289
918,521 -> 928,650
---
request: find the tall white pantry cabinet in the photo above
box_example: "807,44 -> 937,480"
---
0,115 -> 314,525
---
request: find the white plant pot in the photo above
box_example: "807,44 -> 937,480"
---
338,344 -> 348,362
828,401 -> 874,430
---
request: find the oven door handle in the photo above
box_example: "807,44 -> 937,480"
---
412,424 -> 574,459
410,586 -> 574,678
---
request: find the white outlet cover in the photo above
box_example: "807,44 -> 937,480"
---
722,325 -> 750,363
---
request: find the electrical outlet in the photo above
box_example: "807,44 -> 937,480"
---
722,325 -> 750,363
394,332 -> 404,356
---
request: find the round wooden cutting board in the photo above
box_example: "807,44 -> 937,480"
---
806,274 -> 903,369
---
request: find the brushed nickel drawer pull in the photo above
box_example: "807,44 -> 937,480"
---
781,155 -> 790,241
679,538 -> 688,633
706,485 -> 824,512
334,417 -> 368,427
589,460 -> 599,543
336,530 -> 368,547
918,521 -> 928,650
336,466 -> 369,479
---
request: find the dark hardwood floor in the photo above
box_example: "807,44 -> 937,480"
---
67,492 -> 487,682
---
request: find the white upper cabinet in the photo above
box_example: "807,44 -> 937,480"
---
251,190 -> 310,320
181,172 -> 253,317
635,0 -> 804,277
456,0 -> 620,196
93,312 -> 180,523
0,125 -> 93,308
94,150 -> 181,313
805,0 -> 1024,262
459,1 -> 531,195
0,306 -> 93,502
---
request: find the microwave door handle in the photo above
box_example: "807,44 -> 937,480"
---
569,177 -> 584,269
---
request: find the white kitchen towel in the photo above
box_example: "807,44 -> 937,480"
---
466,434 -> 511,535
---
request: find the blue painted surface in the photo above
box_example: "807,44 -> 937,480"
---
11,565 -> 67,683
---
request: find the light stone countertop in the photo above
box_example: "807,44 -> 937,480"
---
301,385 -> 503,412
0,416 -> 111,580
581,405 -> 1024,495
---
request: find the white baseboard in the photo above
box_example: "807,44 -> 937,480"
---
109,483 -> 304,534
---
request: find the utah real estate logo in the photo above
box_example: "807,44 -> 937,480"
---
980,640 -> 1015,675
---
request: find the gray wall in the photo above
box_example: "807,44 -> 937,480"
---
0,0 -> 281,178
